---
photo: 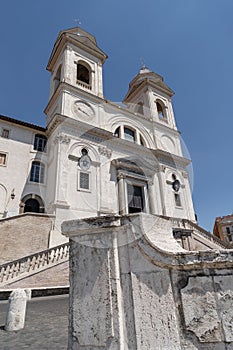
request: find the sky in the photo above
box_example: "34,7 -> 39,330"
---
0,0 -> 232,232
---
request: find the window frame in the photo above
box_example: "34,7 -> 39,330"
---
77,170 -> 91,192
124,178 -> 148,214
124,127 -> 136,143
1,128 -> 10,139
113,125 -> 147,147
33,134 -> 47,153
0,152 -> 8,166
29,161 -> 45,184
76,61 -> 92,89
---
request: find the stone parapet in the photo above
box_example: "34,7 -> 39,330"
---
63,213 -> 233,350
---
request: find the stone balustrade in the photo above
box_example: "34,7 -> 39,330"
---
77,80 -> 92,90
0,243 -> 70,286
164,216 -> 230,249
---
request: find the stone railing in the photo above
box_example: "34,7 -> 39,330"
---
77,80 -> 92,90
0,243 -> 69,286
168,216 -> 230,249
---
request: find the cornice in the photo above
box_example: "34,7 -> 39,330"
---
47,113 -> 114,142
123,78 -> 174,103
153,149 -> 191,167
47,32 -> 107,72
45,82 -> 180,137
0,114 -> 46,133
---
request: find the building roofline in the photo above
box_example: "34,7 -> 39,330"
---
0,114 -> 46,132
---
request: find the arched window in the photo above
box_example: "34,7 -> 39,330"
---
77,63 -> 90,85
34,134 -> 47,152
30,161 -> 45,183
113,126 -> 146,146
156,101 -> 166,119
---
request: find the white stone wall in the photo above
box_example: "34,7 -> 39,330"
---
0,120 -> 47,217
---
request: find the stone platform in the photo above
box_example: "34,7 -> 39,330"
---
0,294 -> 68,350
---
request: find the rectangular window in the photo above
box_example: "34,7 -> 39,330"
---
127,184 -> 144,213
30,161 -> 44,183
226,227 -> 230,234
78,171 -> 90,191
0,152 -> 7,166
34,134 -> 47,152
2,129 -> 9,138
174,193 -> 181,207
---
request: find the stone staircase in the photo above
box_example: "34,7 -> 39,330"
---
167,216 -> 230,250
0,215 -> 230,289
0,243 -> 69,288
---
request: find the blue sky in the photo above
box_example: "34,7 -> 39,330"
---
0,0 -> 232,231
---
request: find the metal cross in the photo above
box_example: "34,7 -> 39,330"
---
74,19 -> 82,26
140,57 -> 146,69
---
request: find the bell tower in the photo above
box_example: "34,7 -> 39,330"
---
123,66 -> 177,130
45,27 -> 108,124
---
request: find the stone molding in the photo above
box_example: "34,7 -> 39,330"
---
62,214 -> 233,271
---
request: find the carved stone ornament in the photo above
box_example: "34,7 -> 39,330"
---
98,146 -> 112,158
54,134 -> 71,144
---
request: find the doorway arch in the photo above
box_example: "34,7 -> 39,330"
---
20,194 -> 45,214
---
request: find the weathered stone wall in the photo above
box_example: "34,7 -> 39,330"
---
0,213 -> 54,264
63,213 -> 233,350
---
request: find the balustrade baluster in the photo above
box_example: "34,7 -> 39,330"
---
0,243 -> 70,286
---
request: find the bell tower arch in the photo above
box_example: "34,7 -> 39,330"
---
45,27 -> 108,124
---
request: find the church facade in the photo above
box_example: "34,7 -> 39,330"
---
0,27 -> 199,247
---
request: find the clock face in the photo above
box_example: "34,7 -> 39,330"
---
79,155 -> 91,171
73,101 -> 94,120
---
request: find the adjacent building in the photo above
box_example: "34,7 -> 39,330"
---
213,214 -> 233,243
